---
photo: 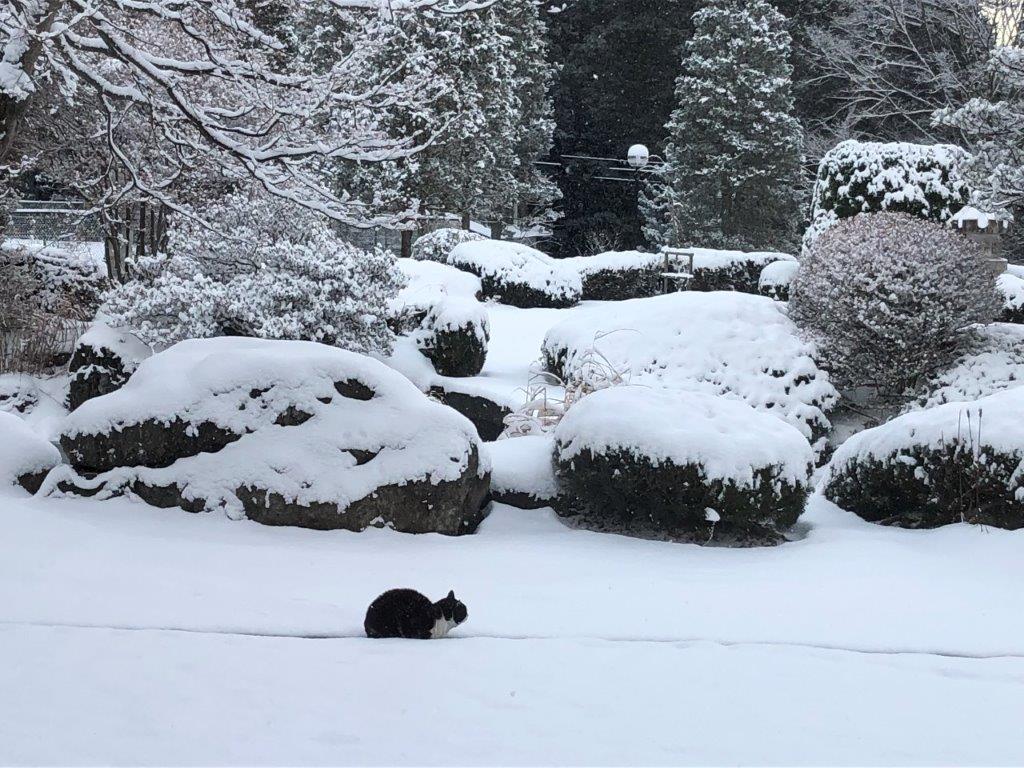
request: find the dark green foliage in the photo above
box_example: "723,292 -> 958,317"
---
556,447 -> 809,543
689,262 -> 766,294
826,444 -> 1024,529
419,325 -> 488,377
544,0 -> 698,255
479,274 -> 578,309
760,281 -> 790,302
429,386 -> 511,441
578,266 -> 662,301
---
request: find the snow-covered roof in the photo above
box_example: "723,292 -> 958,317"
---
950,206 -> 1011,230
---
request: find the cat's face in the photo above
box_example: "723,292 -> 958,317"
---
437,590 -> 468,625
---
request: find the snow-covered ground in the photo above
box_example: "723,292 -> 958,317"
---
2,261 -> 1024,765
2,495 -> 1023,765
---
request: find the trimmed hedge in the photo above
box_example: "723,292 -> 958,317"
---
825,443 -> 1024,529
416,300 -> 489,377
555,447 -> 809,543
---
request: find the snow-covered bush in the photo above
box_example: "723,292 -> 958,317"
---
560,251 -> 662,301
0,411 -> 61,495
759,260 -> 798,301
0,260 -> 78,374
416,298 -> 489,377
388,258 -> 482,335
998,272 -> 1024,323
804,141 -> 971,250
789,213 -> 1001,397
55,338 -> 491,534
68,324 -> 151,411
554,387 -> 813,542
0,242 -> 107,317
825,388 -> 1024,529
447,240 -> 582,308
411,228 -> 487,265
909,323 -> 1024,411
688,249 -> 796,293
542,292 -> 838,446
101,191 -> 405,355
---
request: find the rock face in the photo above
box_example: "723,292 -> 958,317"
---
0,411 -> 61,494
429,386 -> 513,442
59,338 -> 491,535
67,324 -> 151,411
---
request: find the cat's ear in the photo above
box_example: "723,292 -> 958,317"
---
447,590 -> 455,600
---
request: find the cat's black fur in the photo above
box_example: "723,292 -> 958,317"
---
364,589 -> 468,639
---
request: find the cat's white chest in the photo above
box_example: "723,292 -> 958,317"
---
430,617 -> 457,639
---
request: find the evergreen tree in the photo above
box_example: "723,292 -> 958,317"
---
642,0 -> 804,250
545,0 -> 697,254
348,1 -> 557,237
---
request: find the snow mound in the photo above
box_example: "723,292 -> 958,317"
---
542,292 -> 837,443
832,388 -> 1024,467
910,323 -> 1024,410
447,240 -> 582,308
392,258 -> 482,314
0,411 -> 60,493
488,435 -> 559,508
556,387 -> 813,488
57,338 -> 491,533
999,272 -> 1024,322
758,259 -> 799,301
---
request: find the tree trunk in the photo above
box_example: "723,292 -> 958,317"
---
401,229 -> 413,259
461,212 -> 471,230
490,221 -> 503,240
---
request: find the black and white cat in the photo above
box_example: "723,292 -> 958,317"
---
364,589 -> 468,639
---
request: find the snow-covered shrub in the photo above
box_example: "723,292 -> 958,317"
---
0,260 -> 78,374
998,272 -> 1024,323
415,298 -> 489,377
790,213 -> 1001,397
447,240 -> 582,308
388,259 -> 482,335
554,387 -> 813,542
68,323 -> 151,411
411,227 -> 487,265
759,260 -> 798,301
102,191 -> 405,354
0,242 -> 107,317
0,411 -> 61,494
825,388 -> 1024,529
560,251 -> 662,301
55,338 -> 491,534
909,323 -> 1024,411
688,249 -> 797,293
542,292 -> 838,447
804,141 -> 971,250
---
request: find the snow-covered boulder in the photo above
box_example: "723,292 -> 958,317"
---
428,382 -> 514,442
57,338 -> 491,534
488,435 -> 560,510
561,251 -> 662,301
0,411 -> 61,494
998,272 -> 1024,323
542,292 -> 837,446
688,249 -> 796,294
758,260 -> 799,301
411,227 -> 487,265
68,324 -> 152,411
415,298 -> 489,377
554,387 -> 813,542
447,240 -> 582,308
825,388 -> 1024,529
910,323 -> 1024,411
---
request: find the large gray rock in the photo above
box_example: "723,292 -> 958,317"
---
59,338 -> 491,535
67,324 -> 151,411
